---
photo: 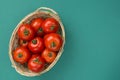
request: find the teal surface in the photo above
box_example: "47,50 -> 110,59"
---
0,0 -> 120,80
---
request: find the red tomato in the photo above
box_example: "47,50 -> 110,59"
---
28,54 -> 45,72
28,37 -> 44,53
44,33 -> 63,51
13,47 -> 31,64
18,24 -> 35,41
42,49 -> 56,63
42,18 -> 59,33
19,39 -> 28,47
31,18 -> 44,36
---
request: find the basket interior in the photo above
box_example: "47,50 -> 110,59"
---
10,11 -> 63,76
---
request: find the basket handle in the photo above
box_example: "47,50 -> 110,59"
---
36,7 -> 58,15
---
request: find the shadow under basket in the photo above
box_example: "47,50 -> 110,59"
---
9,7 -> 65,77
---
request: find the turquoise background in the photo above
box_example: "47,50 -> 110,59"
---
0,0 -> 120,80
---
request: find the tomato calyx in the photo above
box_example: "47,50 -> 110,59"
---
51,42 -> 56,48
50,26 -> 55,30
22,40 -> 27,44
48,52 -> 52,57
38,28 -> 43,33
33,58 -> 42,64
32,39 -> 37,44
18,53 -> 23,58
24,29 -> 29,36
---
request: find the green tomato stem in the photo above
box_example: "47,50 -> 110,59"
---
38,27 -> 43,33
18,53 -> 23,58
33,58 -> 42,64
32,39 -> 37,44
48,52 -> 52,57
51,42 -> 56,48
50,26 -> 55,31
24,29 -> 29,36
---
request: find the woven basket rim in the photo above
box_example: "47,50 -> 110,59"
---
9,7 -> 65,77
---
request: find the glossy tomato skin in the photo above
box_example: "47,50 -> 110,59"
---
19,39 -> 28,47
31,18 -> 44,36
18,24 -> 35,41
42,18 -> 59,33
42,49 -> 56,63
44,33 -> 63,51
28,37 -> 44,53
13,47 -> 31,64
28,54 -> 45,72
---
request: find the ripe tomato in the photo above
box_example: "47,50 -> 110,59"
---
19,39 -> 28,47
28,54 -> 45,72
42,49 -> 56,63
28,37 -> 44,53
42,18 -> 59,33
13,47 -> 31,64
18,24 -> 35,41
31,18 -> 44,36
44,33 -> 63,51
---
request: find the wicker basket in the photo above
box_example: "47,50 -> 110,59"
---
9,7 -> 65,77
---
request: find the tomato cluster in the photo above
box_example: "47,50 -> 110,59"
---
13,17 -> 63,73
